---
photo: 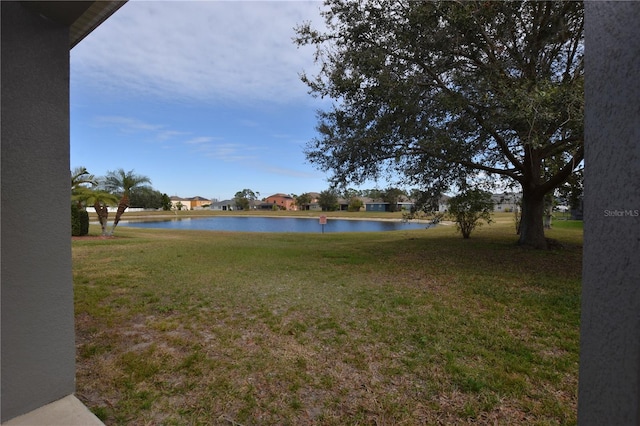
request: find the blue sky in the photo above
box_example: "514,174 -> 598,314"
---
71,1 -> 345,201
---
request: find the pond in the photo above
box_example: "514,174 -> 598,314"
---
118,216 -> 433,233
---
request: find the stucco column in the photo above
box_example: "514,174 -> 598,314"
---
579,2 -> 640,424
1,2 -> 76,421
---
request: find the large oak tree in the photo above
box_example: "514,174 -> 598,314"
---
295,1 -> 584,248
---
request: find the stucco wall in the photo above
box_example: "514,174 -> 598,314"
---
579,2 -> 640,424
1,3 -> 76,421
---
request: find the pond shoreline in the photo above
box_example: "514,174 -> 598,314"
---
113,215 -> 442,233
89,211 -> 448,225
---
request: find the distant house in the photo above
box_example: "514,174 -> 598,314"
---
337,198 -> 351,211
436,195 -> 450,212
264,193 -> 296,210
397,198 -> 415,211
364,199 -> 388,212
491,192 -> 521,212
170,196 -> 191,210
255,201 -> 272,210
210,200 -> 235,211
170,195 -> 211,210
298,192 -> 322,211
364,196 -> 415,212
364,195 -> 448,213
190,196 -> 211,209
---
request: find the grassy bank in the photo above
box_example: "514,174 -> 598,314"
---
73,216 -> 582,425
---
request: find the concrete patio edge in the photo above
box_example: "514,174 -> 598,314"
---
1,395 -> 104,426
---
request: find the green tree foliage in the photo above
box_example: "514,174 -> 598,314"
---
102,169 -> 151,235
71,167 -> 119,236
381,188 -> 406,212
361,189 -> 384,200
73,188 -> 119,236
409,188 -> 441,214
129,186 -> 164,209
295,1 -> 584,249
295,193 -> 313,210
448,189 -> 494,239
70,203 -> 89,236
161,193 -> 172,211
557,168 -> 583,211
70,167 -> 93,236
347,197 -> 363,212
71,166 -> 96,194
340,188 -> 363,200
318,189 -> 339,211
234,189 -> 259,211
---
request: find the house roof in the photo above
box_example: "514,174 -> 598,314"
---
23,1 -> 127,48
266,193 -> 293,199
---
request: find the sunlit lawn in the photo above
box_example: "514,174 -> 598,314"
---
73,213 -> 582,425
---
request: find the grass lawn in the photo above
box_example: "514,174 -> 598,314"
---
73,214 -> 582,425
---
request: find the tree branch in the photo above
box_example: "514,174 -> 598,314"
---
539,136 -> 582,158
458,159 -> 523,182
471,110 -> 525,172
540,144 -> 584,194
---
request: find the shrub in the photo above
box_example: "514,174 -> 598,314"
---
447,189 -> 494,239
348,198 -> 363,212
80,209 -> 89,235
71,204 -> 89,236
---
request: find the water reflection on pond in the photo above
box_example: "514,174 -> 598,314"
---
118,216 -> 433,233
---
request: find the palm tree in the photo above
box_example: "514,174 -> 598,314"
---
73,187 -> 119,236
102,169 -> 151,235
71,166 -> 96,207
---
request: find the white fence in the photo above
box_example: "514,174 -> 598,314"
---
102,207 -> 149,213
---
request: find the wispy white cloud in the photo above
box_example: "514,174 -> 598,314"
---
185,136 -> 217,145
191,142 -> 260,162
272,133 -> 293,139
92,114 -> 270,164
72,1 -> 325,106
237,119 -> 261,128
157,130 -> 191,141
94,114 -> 192,146
95,115 -> 165,133
261,165 -> 320,179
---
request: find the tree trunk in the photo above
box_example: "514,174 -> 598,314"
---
110,195 -> 129,235
518,186 -> 548,249
93,201 -> 109,236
